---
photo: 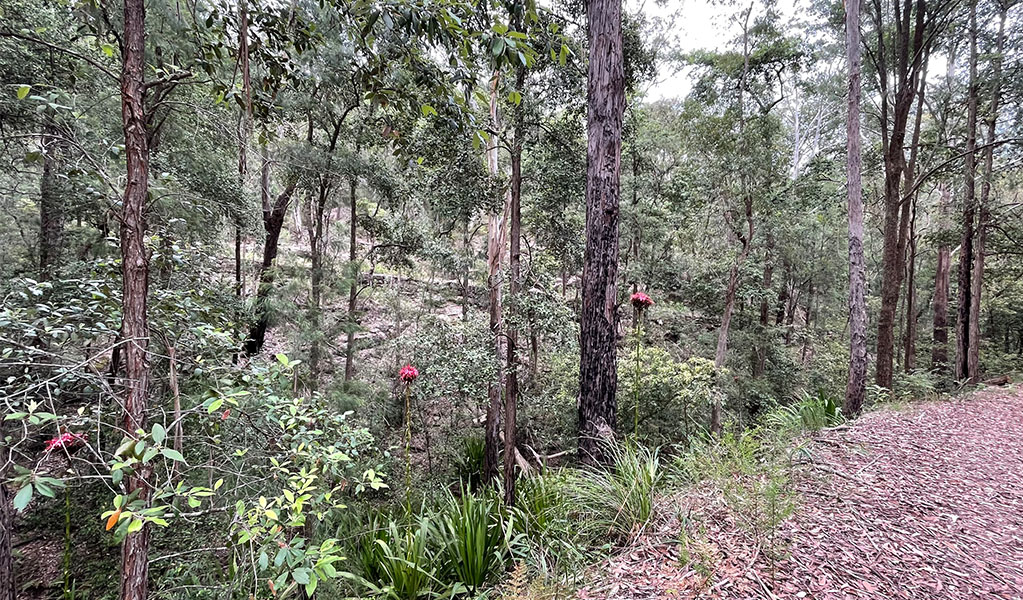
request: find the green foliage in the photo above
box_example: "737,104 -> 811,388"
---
565,442 -> 662,544
434,488 -> 517,593
451,435 -> 487,491
763,390 -> 843,434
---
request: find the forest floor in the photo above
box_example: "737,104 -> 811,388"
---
578,386 -> 1023,599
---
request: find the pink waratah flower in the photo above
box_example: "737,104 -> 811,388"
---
630,292 -> 654,310
399,364 -> 419,383
44,432 -> 85,453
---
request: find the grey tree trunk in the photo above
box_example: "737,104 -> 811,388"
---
844,0 -> 868,417
483,72 -> 507,483
579,0 -> 624,465
931,184 -> 951,370
505,63 -> 526,505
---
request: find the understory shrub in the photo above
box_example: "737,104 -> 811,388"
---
763,390 -> 843,434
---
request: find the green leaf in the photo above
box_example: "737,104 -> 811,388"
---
13,485 -> 32,512
292,568 -> 311,585
100,43 -> 115,57
275,353 -> 290,367
151,423 -> 166,445
16,85 -> 30,100
160,448 -> 186,463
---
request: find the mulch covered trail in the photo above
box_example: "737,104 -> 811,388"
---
579,388 -> 1023,599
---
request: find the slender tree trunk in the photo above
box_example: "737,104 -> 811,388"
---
579,0 -> 624,465
754,233 -> 774,378
344,177 -> 359,381
504,64 -> 525,505
244,149 -> 297,355
931,184 -> 951,370
844,0 -> 867,416
967,5 -> 1005,383
308,183 -> 329,388
39,127 -> 64,280
119,1 -> 152,598
483,72 -> 507,483
903,197 -> 917,372
956,0 -> 979,382
0,482 -> 14,600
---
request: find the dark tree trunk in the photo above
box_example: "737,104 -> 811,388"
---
39,128 -> 64,280
844,0 -> 868,416
0,483 -> 14,600
753,233 -> 774,378
579,0 -> 624,465
244,150 -> 297,355
504,64 -> 525,505
956,0 -> 979,382
967,5 -> 1005,383
873,0 -> 928,391
344,177 -> 359,382
308,183 -> 329,388
119,1 -> 152,598
931,184 -> 951,370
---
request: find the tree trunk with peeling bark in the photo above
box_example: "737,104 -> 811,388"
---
482,72 -> 508,483
504,62 -> 525,505
579,0 -> 624,464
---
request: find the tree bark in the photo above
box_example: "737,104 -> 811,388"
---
0,483 -> 14,600
844,0 -> 868,417
873,0 -> 928,391
753,232 -> 774,378
39,127 -> 64,280
344,176 -> 359,381
504,63 -> 525,506
903,197 -> 918,372
579,0 -> 624,465
955,0 -> 979,382
244,149 -> 297,355
931,183 -> 951,370
483,72 -> 507,483
967,5 -> 1005,383
119,1 -> 152,598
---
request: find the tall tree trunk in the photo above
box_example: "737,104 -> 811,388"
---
505,63 -> 525,505
967,5 -> 1005,383
903,197 -> 918,372
844,0 -> 867,416
955,0 -> 979,382
39,127 -> 64,280
873,0 -> 928,391
579,0 -> 624,465
931,183 -> 951,370
344,177 -> 359,381
0,482 -> 14,600
244,149 -> 297,355
119,1 -> 152,598
901,50 -> 928,374
308,183 -> 329,388
753,233 -> 774,378
483,72 -> 507,483
711,9 -> 754,435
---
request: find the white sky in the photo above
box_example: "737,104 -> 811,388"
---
631,0 -> 813,101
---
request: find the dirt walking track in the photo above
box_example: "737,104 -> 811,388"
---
580,387 -> 1023,599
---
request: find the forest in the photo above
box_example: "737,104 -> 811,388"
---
1,0 -> 1022,598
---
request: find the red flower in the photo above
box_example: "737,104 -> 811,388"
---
630,292 -> 654,310
399,364 -> 419,383
44,432 -> 85,453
